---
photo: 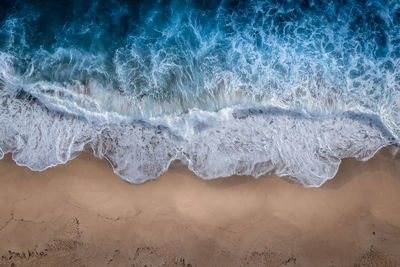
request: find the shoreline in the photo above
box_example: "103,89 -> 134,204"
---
0,147 -> 400,266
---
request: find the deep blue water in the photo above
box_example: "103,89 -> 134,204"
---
0,0 -> 399,186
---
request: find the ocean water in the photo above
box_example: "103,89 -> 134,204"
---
0,0 -> 399,186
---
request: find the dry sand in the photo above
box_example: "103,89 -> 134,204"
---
1,147 -> 400,266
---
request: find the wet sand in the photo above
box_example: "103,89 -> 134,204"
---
0,147 -> 400,266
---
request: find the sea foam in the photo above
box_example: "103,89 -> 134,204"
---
0,84 -> 394,186
0,0 -> 399,186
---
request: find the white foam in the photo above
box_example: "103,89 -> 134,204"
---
183,109 -> 392,186
0,83 -> 394,187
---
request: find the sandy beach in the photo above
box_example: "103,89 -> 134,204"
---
0,147 -> 400,266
